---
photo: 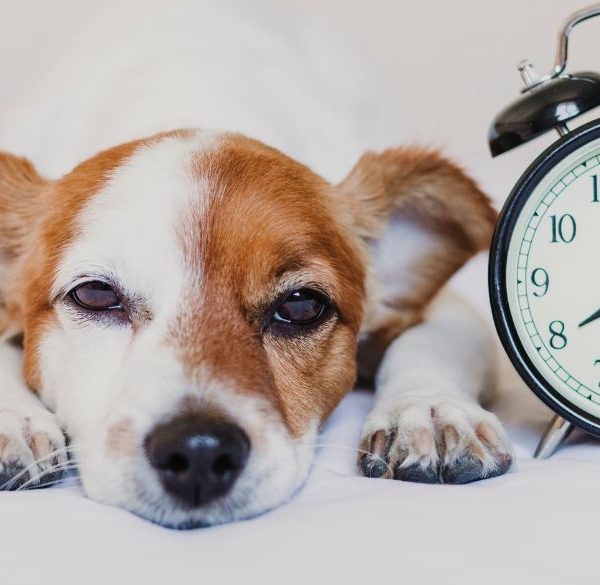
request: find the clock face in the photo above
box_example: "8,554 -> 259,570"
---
495,121 -> 600,431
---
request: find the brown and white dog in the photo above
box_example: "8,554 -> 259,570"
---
0,0 -> 513,528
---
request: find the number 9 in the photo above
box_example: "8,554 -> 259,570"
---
531,268 -> 549,297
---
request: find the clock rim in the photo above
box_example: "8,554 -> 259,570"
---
489,117 -> 600,437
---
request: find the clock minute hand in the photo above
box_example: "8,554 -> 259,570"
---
578,308 -> 600,328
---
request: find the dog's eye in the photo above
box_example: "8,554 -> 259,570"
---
70,281 -> 122,311
273,289 -> 327,324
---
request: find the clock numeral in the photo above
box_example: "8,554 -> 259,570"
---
530,268 -> 549,297
594,360 -> 600,388
548,320 -> 567,350
550,214 -> 576,243
593,174 -> 599,203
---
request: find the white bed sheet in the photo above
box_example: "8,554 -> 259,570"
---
3,381 -> 598,585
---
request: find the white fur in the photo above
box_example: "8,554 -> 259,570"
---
371,219 -> 441,302
361,291 -> 513,477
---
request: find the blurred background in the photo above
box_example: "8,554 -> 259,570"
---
0,0 -> 597,165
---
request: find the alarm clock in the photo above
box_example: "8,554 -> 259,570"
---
489,4 -> 600,458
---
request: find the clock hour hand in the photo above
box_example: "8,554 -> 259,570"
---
578,308 -> 600,328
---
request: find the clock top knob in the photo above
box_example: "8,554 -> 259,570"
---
488,4 -> 600,157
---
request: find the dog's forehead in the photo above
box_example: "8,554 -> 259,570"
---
180,135 -> 344,288
52,131 -> 217,303
53,130 -> 338,304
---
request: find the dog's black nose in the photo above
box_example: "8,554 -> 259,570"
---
145,415 -> 250,508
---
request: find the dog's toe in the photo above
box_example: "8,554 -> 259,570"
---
437,406 -> 514,484
442,450 -> 513,484
359,430 -> 393,478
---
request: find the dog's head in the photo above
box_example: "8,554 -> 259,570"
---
0,130 -> 494,527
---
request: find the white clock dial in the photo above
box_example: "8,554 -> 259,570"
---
506,137 -> 600,419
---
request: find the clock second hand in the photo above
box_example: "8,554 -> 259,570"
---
578,308 -> 600,328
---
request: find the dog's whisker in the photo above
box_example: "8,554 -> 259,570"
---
0,445 -> 81,491
1,448 -> 83,491
14,463 -> 82,492
17,474 -> 81,492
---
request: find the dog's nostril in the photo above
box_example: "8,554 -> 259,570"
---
212,454 -> 235,476
166,452 -> 189,474
145,415 -> 250,508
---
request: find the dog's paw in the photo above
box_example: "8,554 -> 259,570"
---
358,395 -> 513,484
0,406 -> 68,490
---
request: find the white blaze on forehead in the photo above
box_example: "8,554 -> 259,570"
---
53,130 -> 221,316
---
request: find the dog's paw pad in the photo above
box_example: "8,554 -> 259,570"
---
0,409 -> 67,490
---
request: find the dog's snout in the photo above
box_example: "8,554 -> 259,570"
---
145,415 -> 250,508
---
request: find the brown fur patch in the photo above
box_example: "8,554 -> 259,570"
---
0,153 -> 49,338
336,147 -> 497,378
170,135 -> 366,436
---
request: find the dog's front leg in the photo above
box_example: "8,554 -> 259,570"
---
0,340 -> 67,489
358,292 -> 514,484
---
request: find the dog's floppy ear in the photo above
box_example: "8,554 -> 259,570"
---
0,151 -> 48,335
335,147 -> 497,377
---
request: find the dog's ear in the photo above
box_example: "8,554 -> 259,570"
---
335,147 -> 497,377
0,151 -> 48,335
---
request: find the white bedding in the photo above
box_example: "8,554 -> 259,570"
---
3,377 -> 598,585
2,2 -> 599,584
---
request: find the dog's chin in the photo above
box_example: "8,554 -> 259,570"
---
106,473 -> 310,530
130,495 -> 282,530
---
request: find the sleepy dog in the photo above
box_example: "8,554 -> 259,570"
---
0,0 -> 513,528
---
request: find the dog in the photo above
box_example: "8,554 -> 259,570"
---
0,0 -> 513,528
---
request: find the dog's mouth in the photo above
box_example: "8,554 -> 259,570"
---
131,479 -> 263,530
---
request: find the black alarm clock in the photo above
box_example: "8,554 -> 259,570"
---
489,4 -> 600,458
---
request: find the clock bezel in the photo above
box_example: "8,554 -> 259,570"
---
490,117 -> 600,437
